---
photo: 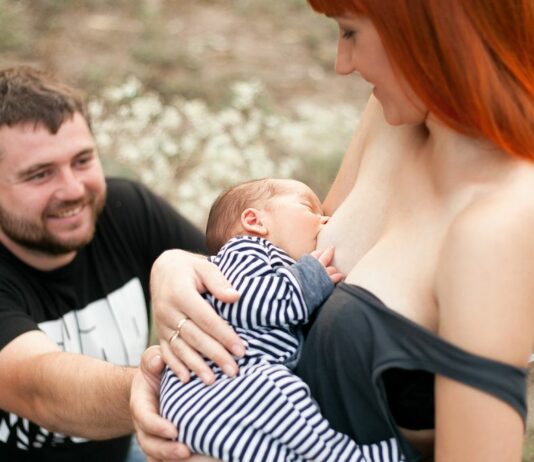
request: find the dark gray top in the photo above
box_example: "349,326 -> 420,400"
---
297,283 -> 527,461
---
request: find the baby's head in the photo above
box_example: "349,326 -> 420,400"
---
206,178 -> 328,260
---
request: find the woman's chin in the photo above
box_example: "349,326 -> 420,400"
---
382,106 -> 427,126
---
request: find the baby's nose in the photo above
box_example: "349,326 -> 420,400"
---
320,215 -> 330,225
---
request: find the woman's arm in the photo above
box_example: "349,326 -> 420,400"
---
151,249 -> 244,384
322,95 -> 384,215
434,200 -> 534,461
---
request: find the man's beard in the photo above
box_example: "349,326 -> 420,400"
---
0,191 -> 106,256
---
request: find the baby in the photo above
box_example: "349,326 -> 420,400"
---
160,179 -> 392,462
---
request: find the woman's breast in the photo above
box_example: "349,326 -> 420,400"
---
318,162 -> 394,275
319,175 -> 444,332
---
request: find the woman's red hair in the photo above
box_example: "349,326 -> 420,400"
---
307,0 -> 534,160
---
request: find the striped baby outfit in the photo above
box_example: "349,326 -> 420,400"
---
160,236 -> 403,462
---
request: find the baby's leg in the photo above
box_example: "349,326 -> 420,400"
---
160,363 -> 396,461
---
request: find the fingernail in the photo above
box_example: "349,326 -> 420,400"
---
224,288 -> 239,296
199,372 -> 214,384
223,364 -> 237,377
230,343 -> 245,356
164,428 -> 178,439
175,446 -> 190,458
148,355 -> 161,371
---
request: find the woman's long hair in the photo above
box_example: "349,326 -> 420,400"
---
307,0 -> 534,160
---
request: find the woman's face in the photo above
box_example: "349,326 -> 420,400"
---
334,14 -> 427,126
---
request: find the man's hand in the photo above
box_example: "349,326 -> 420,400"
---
130,346 -> 190,462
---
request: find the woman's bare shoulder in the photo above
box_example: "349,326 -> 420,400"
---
435,166 -> 534,366
447,163 -> 534,241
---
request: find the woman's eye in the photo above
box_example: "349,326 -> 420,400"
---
342,30 -> 355,40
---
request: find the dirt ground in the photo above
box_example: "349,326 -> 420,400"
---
0,0 -> 370,110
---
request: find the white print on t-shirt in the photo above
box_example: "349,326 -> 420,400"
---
0,278 -> 148,450
39,277 -> 148,366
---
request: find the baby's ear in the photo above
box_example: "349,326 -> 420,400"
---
241,208 -> 268,236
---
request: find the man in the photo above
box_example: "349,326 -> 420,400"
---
0,66 -> 206,461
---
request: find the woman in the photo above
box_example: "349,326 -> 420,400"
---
131,0 -> 534,460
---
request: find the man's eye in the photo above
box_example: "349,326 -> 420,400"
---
75,155 -> 92,167
28,171 -> 49,182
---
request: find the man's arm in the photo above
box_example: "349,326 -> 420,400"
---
131,346 -> 220,461
0,330 -> 135,439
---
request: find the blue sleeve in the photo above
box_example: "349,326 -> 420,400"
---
287,254 -> 334,311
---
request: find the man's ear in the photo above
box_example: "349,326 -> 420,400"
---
241,208 -> 268,236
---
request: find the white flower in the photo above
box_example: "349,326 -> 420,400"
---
182,99 -> 208,123
231,80 -> 263,110
104,76 -> 142,102
217,108 -> 243,127
92,76 -> 358,228
94,131 -> 112,150
131,94 -> 162,122
88,100 -> 103,119
119,142 -> 142,162
159,107 -> 183,130
180,134 -> 200,156
160,135 -> 179,158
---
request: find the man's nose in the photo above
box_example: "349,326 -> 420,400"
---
55,170 -> 85,200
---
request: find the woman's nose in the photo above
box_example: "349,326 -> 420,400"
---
335,41 -> 355,75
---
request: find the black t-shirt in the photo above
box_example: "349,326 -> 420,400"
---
0,177 -> 207,461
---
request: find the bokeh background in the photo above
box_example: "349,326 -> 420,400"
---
0,0 -> 370,226
1,0 -> 532,459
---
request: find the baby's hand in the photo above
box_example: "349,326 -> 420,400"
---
310,246 -> 345,285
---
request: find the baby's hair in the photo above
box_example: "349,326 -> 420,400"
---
206,179 -> 277,254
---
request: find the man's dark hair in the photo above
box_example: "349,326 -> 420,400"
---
0,66 -> 89,134
206,179 -> 277,254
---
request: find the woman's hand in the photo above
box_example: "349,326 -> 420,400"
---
130,346 -> 190,461
151,249 -> 245,384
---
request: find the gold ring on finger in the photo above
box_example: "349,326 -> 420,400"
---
168,330 -> 179,345
175,317 -> 189,337
168,317 -> 189,345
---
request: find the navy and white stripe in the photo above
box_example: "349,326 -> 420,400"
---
160,236 -> 404,461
